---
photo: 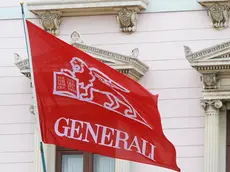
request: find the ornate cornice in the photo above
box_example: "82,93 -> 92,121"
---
27,0 -> 148,16
185,41 -> 230,100
200,89 -> 230,101
14,31 -> 148,81
184,41 -> 230,61
26,0 -> 148,33
184,41 -> 230,73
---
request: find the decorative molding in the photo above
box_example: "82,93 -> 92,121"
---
201,73 -> 218,89
38,11 -> 62,35
193,65 -> 230,72
184,42 -> 230,74
184,41 -> 230,61
202,89 -> 230,100
198,1 -> 230,29
184,42 -> 230,99
26,0 -> 148,17
116,8 -> 138,33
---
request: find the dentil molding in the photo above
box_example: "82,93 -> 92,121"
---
25,0 -> 149,34
198,1 -> 230,29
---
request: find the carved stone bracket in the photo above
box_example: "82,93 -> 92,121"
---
38,11 -> 62,35
201,73 -> 218,89
116,8 -> 138,33
198,1 -> 230,29
208,3 -> 229,29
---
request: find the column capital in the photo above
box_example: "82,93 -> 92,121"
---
201,99 -> 223,112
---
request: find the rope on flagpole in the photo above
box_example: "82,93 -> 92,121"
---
20,2 -> 47,172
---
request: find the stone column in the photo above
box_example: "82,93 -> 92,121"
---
201,99 -> 223,172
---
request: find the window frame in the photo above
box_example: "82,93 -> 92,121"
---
56,146 -> 93,172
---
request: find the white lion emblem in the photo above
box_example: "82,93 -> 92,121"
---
53,57 -> 151,129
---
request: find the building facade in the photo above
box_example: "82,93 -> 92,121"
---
1,0 -> 230,172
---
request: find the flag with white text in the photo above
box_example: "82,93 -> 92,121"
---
26,20 -> 180,172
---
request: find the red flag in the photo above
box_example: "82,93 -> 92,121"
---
26,20 -> 180,172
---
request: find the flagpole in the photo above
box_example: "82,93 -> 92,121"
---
19,2 -> 47,172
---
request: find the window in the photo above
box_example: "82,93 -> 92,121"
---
56,147 -> 115,172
